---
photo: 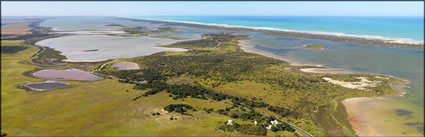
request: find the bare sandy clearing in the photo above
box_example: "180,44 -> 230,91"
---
300,68 -> 356,74
322,77 -> 380,90
111,61 -> 140,70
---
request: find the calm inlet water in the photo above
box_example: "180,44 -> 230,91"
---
25,82 -> 70,91
40,16 -> 163,31
239,32 -> 424,135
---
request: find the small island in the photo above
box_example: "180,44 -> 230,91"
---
104,23 -> 125,27
110,26 -> 180,37
302,44 -> 327,50
83,49 -> 99,52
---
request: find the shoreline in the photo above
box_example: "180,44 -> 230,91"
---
342,97 -> 389,136
117,16 -> 424,49
340,81 -> 409,136
239,39 -> 326,67
238,38 -> 411,136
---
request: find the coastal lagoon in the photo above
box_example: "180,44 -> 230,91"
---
24,81 -> 70,91
33,69 -> 103,81
35,35 -> 188,62
240,33 -> 424,135
40,16 -> 163,31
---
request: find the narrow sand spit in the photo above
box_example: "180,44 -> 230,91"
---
111,61 -> 140,70
239,40 -> 287,61
322,77 -> 380,90
239,40 -> 324,67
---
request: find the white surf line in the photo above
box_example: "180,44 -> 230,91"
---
117,16 -> 424,45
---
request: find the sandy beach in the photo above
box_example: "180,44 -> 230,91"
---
342,97 -> 389,136
299,68 -> 356,74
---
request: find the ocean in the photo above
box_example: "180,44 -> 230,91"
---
134,16 -> 424,42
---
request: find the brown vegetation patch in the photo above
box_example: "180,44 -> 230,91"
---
166,77 -> 195,85
1,22 -> 32,35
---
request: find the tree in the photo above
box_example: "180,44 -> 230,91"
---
271,126 -> 279,132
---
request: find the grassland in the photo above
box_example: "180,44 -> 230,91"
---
2,23 -> 400,136
1,40 -> 249,136
99,33 -> 399,136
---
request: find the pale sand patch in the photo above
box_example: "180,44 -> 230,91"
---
322,77 -> 380,90
111,61 -> 140,70
342,97 -> 389,136
375,76 -> 390,80
300,68 -> 356,74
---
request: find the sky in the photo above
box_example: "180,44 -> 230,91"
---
1,2 -> 424,17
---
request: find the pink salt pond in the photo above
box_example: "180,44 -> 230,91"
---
111,61 -> 140,70
33,69 -> 103,81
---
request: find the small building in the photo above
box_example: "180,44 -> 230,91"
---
270,120 -> 279,125
266,125 -> 272,130
227,120 -> 233,126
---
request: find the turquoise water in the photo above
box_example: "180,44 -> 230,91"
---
134,16 -> 424,42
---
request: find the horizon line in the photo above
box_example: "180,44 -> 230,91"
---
2,15 -> 424,17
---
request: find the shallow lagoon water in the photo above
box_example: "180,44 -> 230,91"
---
40,16 -> 163,31
240,32 -> 424,135
52,30 -> 126,35
25,81 -> 70,91
36,35 -> 188,62
33,69 -> 103,81
149,31 -> 203,40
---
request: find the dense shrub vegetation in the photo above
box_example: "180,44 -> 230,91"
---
1,46 -> 28,54
163,104 -> 194,114
267,106 -> 291,117
120,26 -> 178,36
